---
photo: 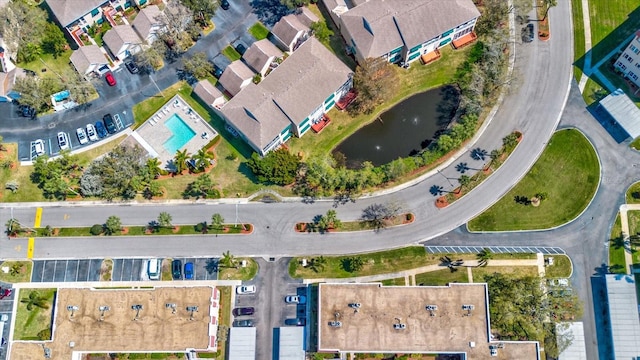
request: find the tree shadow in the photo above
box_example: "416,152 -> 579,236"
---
249,0 -> 292,27
205,258 -> 218,275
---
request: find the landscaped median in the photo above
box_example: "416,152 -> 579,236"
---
11,223 -> 253,238
468,129 -> 600,231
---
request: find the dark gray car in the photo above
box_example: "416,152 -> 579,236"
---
233,319 -> 254,327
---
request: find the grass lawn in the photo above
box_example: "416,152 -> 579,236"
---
0,261 -> 32,283
216,286 -> 232,360
631,138 -> 640,151
0,138 -> 125,203
19,50 -> 74,83
14,288 -> 56,340
582,77 -> 607,106
218,259 -> 258,281
221,46 -> 241,62
379,277 -> 406,286
473,266 -> 540,280
248,22 -> 269,40
468,129 -> 600,231
571,0 -> 585,81
545,255 -> 573,278
286,45 -> 468,158
307,4 -> 356,69
415,269 -> 468,286
49,223 -> 250,237
587,0 -> 640,62
608,213 -> 627,274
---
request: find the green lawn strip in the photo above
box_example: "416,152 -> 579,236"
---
544,255 -> 572,278
608,213 -> 626,274
626,181 -> 640,204
19,50 -> 74,83
101,259 -> 113,281
379,277 -> 406,286
218,259 -> 258,281
287,45 -> 467,158
248,22 -> 269,40
587,0 -> 640,62
0,261 -> 32,283
571,0 -> 585,81
631,138 -> 640,152
581,77 -> 607,106
299,213 -> 411,232
14,288 -> 56,340
221,46 -> 241,61
468,129 -> 600,231
161,259 -> 173,281
37,224 -> 250,237
473,266 -> 540,280
415,269 -> 468,286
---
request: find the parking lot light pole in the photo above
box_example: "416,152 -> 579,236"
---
149,75 -> 165,98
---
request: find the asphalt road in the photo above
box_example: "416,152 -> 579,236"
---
0,2 -> 616,360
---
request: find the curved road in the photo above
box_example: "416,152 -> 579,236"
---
0,2 -> 619,360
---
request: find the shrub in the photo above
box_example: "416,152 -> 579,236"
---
406,213 -> 413,221
90,224 -> 103,236
37,328 -> 51,340
195,222 -> 207,233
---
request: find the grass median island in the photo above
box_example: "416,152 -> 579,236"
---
627,181 -> 640,204
468,129 -> 600,231
0,261 -> 32,283
415,269 -> 468,286
31,223 -> 252,237
14,288 -> 56,340
544,255 -> 572,278
218,259 -> 258,281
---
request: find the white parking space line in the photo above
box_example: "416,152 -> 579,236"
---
40,262 -> 46,282
76,260 -> 81,282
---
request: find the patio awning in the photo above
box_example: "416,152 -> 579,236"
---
599,89 -> 640,139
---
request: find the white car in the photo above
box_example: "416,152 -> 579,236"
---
57,132 -> 69,150
236,285 -> 256,294
86,124 -> 98,142
33,139 -> 45,156
76,127 -> 88,145
285,295 -> 306,304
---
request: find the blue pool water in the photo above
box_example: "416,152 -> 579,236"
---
163,114 -> 196,154
52,90 -> 70,102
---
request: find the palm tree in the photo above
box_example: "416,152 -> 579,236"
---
477,248 -> 493,267
211,213 -> 224,230
325,209 -> 341,229
157,212 -> 172,228
458,175 -> 471,189
440,256 -> 464,272
541,0 -> 557,21
191,149 -> 215,172
21,291 -> 50,311
502,133 -> 519,149
146,158 -> 163,179
10,263 -> 23,276
221,250 -> 237,268
173,149 -> 191,174
309,256 -> 326,273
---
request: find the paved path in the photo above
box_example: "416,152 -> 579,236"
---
577,0 -> 592,92
617,204 -> 639,274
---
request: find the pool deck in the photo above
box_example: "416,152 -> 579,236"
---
133,95 -> 218,170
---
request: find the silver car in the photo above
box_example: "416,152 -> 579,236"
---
86,124 -> 98,142
57,132 -> 69,150
76,127 -> 88,145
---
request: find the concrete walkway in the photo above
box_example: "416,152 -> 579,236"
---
577,0 -> 593,92
617,204 -> 638,274
302,254 -> 546,285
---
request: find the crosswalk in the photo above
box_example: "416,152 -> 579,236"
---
425,245 -> 566,255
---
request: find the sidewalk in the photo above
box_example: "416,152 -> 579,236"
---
617,204 -> 638,274
302,255 -> 546,285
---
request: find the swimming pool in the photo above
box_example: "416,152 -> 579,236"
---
52,90 -> 70,102
163,114 -> 196,154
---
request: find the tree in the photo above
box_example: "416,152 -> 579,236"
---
173,149 -> 191,174
0,1 -> 48,61
20,291 -> 49,311
246,149 -> 301,185
104,215 -> 122,235
135,40 -> 167,72
541,0 -> 557,21
310,21 -> 333,42
489,149 -> 502,165
211,213 -> 225,230
439,256 -> 464,272
63,69 -> 96,105
361,201 -> 403,229
308,256 -> 326,273
191,148 -> 214,172
183,52 -> 214,80
351,57 -> 399,114
325,209 -> 341,229
146,158 -> 164,179
342,256 -> 364,272
161,1 -> 195,55
502,133 -> 519,149
476,248 -> 493,267
157,212 -> 173,228
280,0 -> 311,9
13,76 -> 60,111
535,192 -> 548,201
221,250 -> 237,268
180,0 -> 219,27
0,135 -> 5,151
10,263 -> 23,276
80,145 -> 146,200
458,175 -> 471,189
184,173 -> 217,198
41,22 -> 67,58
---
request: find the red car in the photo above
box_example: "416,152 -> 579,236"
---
105,72 -> 116,86
0,288 -> 12,299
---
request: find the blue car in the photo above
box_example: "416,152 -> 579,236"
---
95,121 -> 107,138
184,262 -> 194,280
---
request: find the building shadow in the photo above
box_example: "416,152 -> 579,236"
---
585,103 -> 629,143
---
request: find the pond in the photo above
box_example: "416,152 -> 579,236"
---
333,85 -> 459,169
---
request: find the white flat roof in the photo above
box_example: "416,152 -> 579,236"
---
599,89 -> 640,139
605,274 -> 640,358
278,327 -> 305,360
229,327 -> 257,360
557,322 -> 586,360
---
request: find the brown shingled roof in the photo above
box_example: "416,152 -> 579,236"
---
45,0 -> 107,27
242,39 -> 283,76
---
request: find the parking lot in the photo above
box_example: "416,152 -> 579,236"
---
424,245 -> 566,255
31,259 -> 102,283
111,257 -> 219,282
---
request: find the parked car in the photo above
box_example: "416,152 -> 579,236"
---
103,114 -> 117,134
232,319 -> 254,327
284,318 -> 306,326
86,123 -> 98,142
213,64 -> 224,79
0,288 -> 12,299
125,61 -> 139,74
236,285 -> 256,294
172,260 -> 182,280
20,105 -> 36,119
221,0 -> 230,10
33,139 -> 45,156
523,23 -> 534,43
233,307 -> 255,316
235,43 -> 247,55
285,295 -> 306,304
76,127 -> 88,145
184,262 -> 194,280
95,121 -> 107,138
57,132 -> 69,150
105,72 -> 116,86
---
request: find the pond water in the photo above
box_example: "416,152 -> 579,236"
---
333,85 -> 459,168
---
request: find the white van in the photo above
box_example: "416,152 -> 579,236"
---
147,259 -> 160,280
